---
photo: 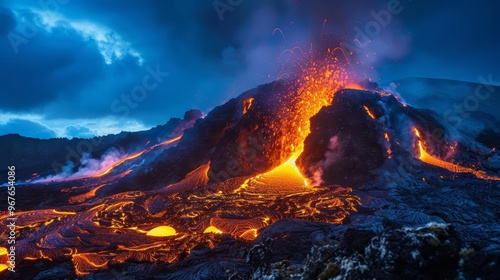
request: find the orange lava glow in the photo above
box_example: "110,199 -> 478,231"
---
242,97 -> 255,114
344,83 -> 364,90
363,105 -> 376,120
239,228 -> 258,240
95,135 -> 182,178
146,226 -> 177,237
203,226 -> 223,234
72,253 -> 109,276
0,247 -> 8,272
250,48 -> 360,187
384,132 -> 392,158
414,128 -> 500,181
236,156 -> 309,193
69,184 -> 107,204
280,48 -> 355,159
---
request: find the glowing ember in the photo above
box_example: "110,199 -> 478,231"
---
384,132 -> 390,141
203,226 -> 223,234
413,128 -> 500,181
384,132 -> 392,158
146,226 -> 177,237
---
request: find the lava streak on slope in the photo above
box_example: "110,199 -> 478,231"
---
95,135 -> 183,178
413,128 -> 500,181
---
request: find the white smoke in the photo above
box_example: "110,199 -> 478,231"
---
382,82 -> 407,105
33,149 -> 125,183
309,135 -> 343,186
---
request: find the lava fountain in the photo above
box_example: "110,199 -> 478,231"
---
243,48 -> 361,188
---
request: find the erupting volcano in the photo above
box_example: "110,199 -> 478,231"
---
2,40 -> 500,280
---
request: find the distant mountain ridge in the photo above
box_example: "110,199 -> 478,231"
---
391,77 -> 500,121
0,110 -> 202,181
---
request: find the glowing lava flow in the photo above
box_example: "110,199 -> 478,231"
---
413,128 -> 500,181
95,135 -> 182,177
363,105 -> 376,120
236,156 -> 310,194
146,226 -> 177,237
0,247 -> 8,272
277,48 -> 356,160
251,48 -> 359,186
242,97 -> 254,114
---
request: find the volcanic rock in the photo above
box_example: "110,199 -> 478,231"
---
297,90 -> 387,185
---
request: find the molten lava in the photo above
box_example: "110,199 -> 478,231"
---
247,48 -> 360,187
96,135 -> 182,178
363,105 -> 376,120
275,48 -> 356,161
413,128 -> 500,181
242,97 -> 255,114
0,247 -> 7,272
203,226 -> 223,234
146,226 -> 177,237
384,132 -> 392,158
236,156 -> 309,194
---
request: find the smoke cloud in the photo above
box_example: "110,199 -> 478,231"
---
33,149 -> 125,183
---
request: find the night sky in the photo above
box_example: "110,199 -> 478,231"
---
0,0 -> 499,138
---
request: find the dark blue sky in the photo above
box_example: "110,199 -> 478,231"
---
0,0 -> 499,138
